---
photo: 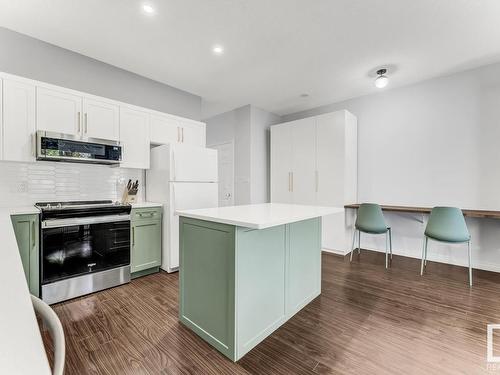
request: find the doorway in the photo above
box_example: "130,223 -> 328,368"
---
209,141 -> 234,207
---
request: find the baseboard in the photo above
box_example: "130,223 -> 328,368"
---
322,248 -> 347,256
355,246 -> 500,274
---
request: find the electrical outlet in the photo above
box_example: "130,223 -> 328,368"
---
17,182 -> 28,193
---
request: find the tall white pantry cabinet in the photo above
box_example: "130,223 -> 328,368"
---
270,110 -> 357,253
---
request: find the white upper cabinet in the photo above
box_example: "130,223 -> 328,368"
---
150,113 -> 206,147
82,97 -> 119,141
0,72 -> 207,169
181,120 -> 206,147
119,106 -> 150,169
36,86 -> 82,135
150,114 -> 180,145
1,77 -> 36,162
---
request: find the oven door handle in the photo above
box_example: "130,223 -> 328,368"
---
42,214 -> 131,228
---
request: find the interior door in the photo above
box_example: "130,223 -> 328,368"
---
172,145 -> 218,182
150,114 -> 180,145
291,118 -> 317,205
2,78 -> 36,162
210,142 -> 234,206
119,107 -> 150,169
270,124 -> 293,203
36,86 -> 82,135
83,97 -> 120,141
169,182 -> 219,268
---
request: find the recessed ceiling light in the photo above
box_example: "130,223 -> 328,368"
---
142,4 -> 155,14
212,45 -> 224,55
374,68 -> 389,88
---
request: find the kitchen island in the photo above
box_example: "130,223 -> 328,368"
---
176,203 -> 343,361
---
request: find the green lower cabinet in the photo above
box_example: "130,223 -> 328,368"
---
179,216 -> 322,361
11,214 -> 39,297
131,208 -> 162,278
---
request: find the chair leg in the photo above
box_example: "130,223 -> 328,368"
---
389,228 -> 393,260
385,231 -> 389,269
424,237 -> 428,266
468,240 -> 473,287
358,230 -> 361,254
350,229 -> 357,262
420,236 -> 427,276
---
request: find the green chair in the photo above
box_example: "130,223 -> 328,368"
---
350,203 -> 392,269
421,207 -> 472,286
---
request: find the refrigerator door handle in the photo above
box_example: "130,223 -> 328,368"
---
172,184 -> 176,212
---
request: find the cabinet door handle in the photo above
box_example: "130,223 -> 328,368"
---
84,113 -> 88,134
132,227 -> 135,246
77,111 -> 81,133
315,170 -> 319,193
288,172 -> 291,192
291,172 -> 294,192
31,220 -> 35,248
177,127 -> 180,142
182,128 -> 184,143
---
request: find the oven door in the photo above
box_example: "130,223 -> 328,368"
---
41,215 -> 130,285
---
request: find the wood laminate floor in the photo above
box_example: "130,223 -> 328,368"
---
40,251 -> 500,374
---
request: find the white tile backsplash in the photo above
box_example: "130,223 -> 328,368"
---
0,161 -> 144,206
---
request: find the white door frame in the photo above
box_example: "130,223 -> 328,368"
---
208,140 -> 235,206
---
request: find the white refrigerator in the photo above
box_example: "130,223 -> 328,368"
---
146,144 -> 218,272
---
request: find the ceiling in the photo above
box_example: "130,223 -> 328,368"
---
1,0 -> 500,119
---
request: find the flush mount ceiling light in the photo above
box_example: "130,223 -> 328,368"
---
212,45 -> 224,55
374,68 -> 389,88
142,4 -> 155,14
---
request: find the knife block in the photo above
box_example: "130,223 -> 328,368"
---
122,188 -> 138,204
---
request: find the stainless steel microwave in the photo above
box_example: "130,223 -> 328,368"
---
36,131 -> 122,165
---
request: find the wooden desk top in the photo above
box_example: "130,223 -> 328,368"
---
344,204 -> 500,219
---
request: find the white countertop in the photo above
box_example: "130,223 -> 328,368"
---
176,203 -> 344,229
0,207 -> 51,375
131,202 -> 163,208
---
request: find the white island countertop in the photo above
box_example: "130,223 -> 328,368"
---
0,207 -> 51,375
176,203 -> 344,229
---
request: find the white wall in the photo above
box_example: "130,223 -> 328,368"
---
283,62 -> 500,273
0,27 -> 202,120
206,105 -> 281,205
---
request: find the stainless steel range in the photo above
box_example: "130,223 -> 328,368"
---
36,200 -> 132,304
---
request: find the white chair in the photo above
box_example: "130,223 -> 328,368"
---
31,295 -> 65,375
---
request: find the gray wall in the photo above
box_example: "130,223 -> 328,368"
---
250,107 -> 282,203
205,105 -> 281,205
0,27 -> 202,120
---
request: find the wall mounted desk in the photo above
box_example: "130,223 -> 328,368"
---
344,204 -> 500,219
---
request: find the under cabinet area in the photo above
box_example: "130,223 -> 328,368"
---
11,214 -> 39,297
131,207 -> 162,278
